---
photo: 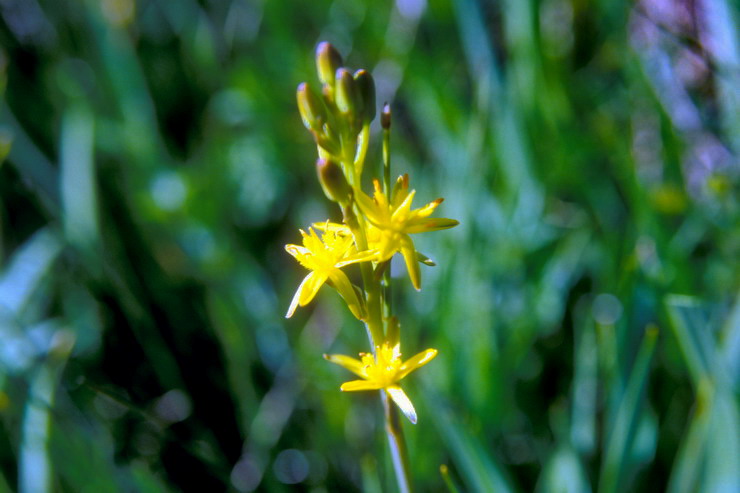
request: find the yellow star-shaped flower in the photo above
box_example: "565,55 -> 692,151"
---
285,225 -> 376,319
324,342 -> 438,424
355,175 -> 458,290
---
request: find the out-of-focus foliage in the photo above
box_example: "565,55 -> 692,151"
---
0,0 -> 737,491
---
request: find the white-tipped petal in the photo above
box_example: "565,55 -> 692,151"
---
286,274 -> 310,318
398,348 -> 438,379
386,386 -> 417,424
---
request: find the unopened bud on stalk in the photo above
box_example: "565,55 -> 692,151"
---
297,82 -> 325,131
335,68 -> 358,115
316,158 -> 351,203
315,131 -> 340,155
381,103 -> 391,129
354,69 -> 376,123
316,42 -> 343,87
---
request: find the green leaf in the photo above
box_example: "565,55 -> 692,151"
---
599,326 -> 658,493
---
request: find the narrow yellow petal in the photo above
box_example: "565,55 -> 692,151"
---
285,272 -> 317,318
414,198 -> 444,218
336,248 -> 378,267
372,179 -> 389,210
312,221 -> 351,236
393,189 -> 417,222
386,386 -> 417,424
298,271 -> 328,306
355,190 -> 384,226
323,354 -> 366,377
400,235 -> 421,291
406,217 -> 459,234
327,269 -> 364,319
285,244 -> 316,270
285,244 -> 311,258
390,174 -> 409,208
341,379 -> 384,391
398,348 -> 438,379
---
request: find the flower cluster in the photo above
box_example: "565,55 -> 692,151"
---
286,42 -> 458,423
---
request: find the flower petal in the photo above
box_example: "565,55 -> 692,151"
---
285,244 -> 311,257
392,189 -> 416,223
390,174 -> 409,208
341,379 -> 384,391
372,179 -> 389,210
398,348 -> 438,379
416,251 -> 436,266
400,235 -> 421,291
286,272 -> 320,318
298,271 -> 328,306
405,217 -> 459,234
327,269 -> 364,319
414,198 -> 443,218
311,221 -> 350,234
386,386 -> 417,424
336,248 -> 378,267
323,354 -> 366,377
285,244 -> 315,270
355,190 -> 384,226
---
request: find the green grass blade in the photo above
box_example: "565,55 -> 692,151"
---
0,228 -> 62,318
665,295 -> 713,387
571,310 -> 598,456
19,339 -> 71,493
667,378 -> 713,493
598,325 -> 658,493
539,445 -> 592,493
60,105 -> 100,257
704,389 -> 739,493
423,389 -> 516,493
0,105 -> 59,213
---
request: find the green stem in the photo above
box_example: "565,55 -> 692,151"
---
344,117 -> 412,492
340,128 -> 383,346
355,124 -> 370,180
382,124 -> 391,195
381,123 -> 392,316
382,390 -> 413,493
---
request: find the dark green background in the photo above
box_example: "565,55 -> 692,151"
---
0,0 -> 737,491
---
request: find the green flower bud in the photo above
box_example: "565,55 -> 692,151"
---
296,82 -> 325,131
316,42 -> 342,87
381,103 -> 391,129
316,158 -> 351,203
354,69 -> 376,124
335,68 -> 358,115
316,131 -> 340,156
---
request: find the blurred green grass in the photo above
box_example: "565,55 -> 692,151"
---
0,0 -> 738,491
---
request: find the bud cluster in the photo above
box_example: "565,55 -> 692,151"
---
297,42 -> 377,195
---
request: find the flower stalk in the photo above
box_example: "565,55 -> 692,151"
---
287,42 -> 458,491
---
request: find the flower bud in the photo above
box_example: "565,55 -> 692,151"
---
334,68 -> 358,115
381,103 -> 391,129
316,42 -> 342,87
316,158 -> 351,203
296,82 -> 325,131
354,69 -> 376,124
315,131 -> 340,155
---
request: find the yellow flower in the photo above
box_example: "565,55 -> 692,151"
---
355,175 -> 458,290
324,342 -> 438,424
285,226 -> 376,319
312,221 -> 438,268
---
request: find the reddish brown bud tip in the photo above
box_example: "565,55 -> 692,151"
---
381,103 -> 391,129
